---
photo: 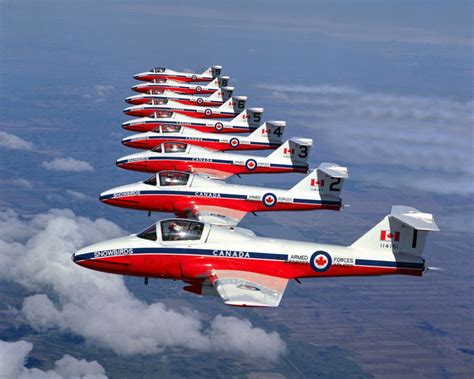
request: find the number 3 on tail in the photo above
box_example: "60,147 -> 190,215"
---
298,145 -> 308,158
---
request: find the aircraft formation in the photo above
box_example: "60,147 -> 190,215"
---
73,65 -> 439,307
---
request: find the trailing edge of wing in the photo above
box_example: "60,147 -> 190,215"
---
208,270 -> 289,307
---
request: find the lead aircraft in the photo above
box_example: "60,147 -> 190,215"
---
123,96 -> 247,119
134,65 -> 222,82
125,87 -> 234,106
100,165 -> 347,225
122,108 -> 263,133
132,76 -> 230,95
121,122 -> 285,151
73,206 -> 439,307
116,138 -> 312,178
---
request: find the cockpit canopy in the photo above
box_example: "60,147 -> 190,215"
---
136,219 -> 205,242
159,171 -> 190,186
147,99 -> 168,105
150,67 -> 166,73
161,219 -> 204,241
150,111 -> 173,119
151,142 -> 188,154
164,142 -> 188,153
142,171 -> 191,187
152,125 -> 182,134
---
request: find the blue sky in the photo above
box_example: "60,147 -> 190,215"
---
0,0 -> 472,377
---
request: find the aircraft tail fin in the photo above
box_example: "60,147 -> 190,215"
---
350,206 -> 439,256
201,65 -> 222,78
230,108 -> 264,128
218,96 -> 247,112
268,138 -> 313,165
208,86 -> 234,101
249,121 -> 286,144
290,162 -> 348,201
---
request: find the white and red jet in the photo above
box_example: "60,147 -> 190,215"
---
132,76 -> 230,95
121,122 -> 286,151
133,65 -> 222,83
116,138 -> 313,179
125,87 -> 234,106
122,108 -> 263,134
73,206 -> 438,307
123,96 -> 248,119
100,164 -> 347,224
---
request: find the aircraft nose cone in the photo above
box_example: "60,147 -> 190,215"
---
133,74 -> 140,80
131,84 -> 141,92
72,247 -> 89,265
123,107 -> 133,115
99,190 -> 114,203
122,120 -> 131,129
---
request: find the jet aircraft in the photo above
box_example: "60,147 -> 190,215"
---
125,87 -> 234,106
116,138 -> 313,179
133,65 -> 222,82
123,96 -> 247,119
122,108 -> 263,133
100,164 -> 347,225
73,206 -> 439,307
132,76 -> 230,95
121,122 -> 285,151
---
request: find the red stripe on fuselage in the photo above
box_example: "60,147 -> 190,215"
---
135,75 -> 212,83
134,86 -> 217,95
123,139 -> 278,151
125,109 -> 235,119
117,159 -> 308,176
123,122 -> 252,134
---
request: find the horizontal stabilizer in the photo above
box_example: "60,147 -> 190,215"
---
317,162 -> 348,179
390,206 -> 439,231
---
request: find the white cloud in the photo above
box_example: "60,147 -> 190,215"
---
0,208 -> 286,361
83,85 -> 115,103
66,190 -> 95,202
42,157 -> 94,172
0,131 -> 34,151
0,178 -> 33,189
258,83 -> 474,195
0,339 -> 107,379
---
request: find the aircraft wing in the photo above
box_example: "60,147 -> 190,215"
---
208,270 -> 289,307
175,203 -> 247,226
190,169 -> 234,180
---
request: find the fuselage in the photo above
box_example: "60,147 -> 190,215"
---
72,223 -> 425,283
132,79 -> 227,95
99,176 -> 341,214
122,130 -> 281,151
125,93 -> 228,107
122,116 -> 256,134
133,72 -> 214,83
116,147 -> 308,177
123,100 -> 244,119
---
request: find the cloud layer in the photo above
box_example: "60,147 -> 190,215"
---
0,131 -> 34,150
0,339 -> 107,379
258,83 -> 473,195
0,208 -> 286,362
42,157 -> 94,172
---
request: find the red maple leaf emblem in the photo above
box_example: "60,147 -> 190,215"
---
315,255 -> 327,267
